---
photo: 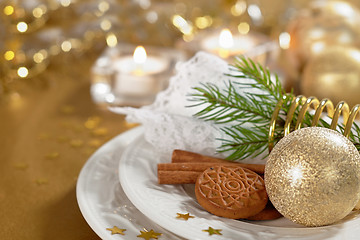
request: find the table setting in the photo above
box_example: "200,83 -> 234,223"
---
3,0 -> 360,240
78,50 -> 360,239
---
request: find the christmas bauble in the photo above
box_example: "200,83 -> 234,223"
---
265,127 -> 360,226
300,46 -> 360,108
282,0 -> 360,91
286,0 -> 360,69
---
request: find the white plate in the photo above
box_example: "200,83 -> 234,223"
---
119,132 -> 360,240
76,127 -> 183,240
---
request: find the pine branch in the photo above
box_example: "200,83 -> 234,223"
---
188,56 -> 360,161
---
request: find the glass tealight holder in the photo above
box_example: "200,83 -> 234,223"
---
90,43 -> 186,107
177,27 -> 277,66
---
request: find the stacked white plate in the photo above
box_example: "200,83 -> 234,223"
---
77,127 -> 360,240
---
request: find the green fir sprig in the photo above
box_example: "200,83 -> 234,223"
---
188,56 -> 360,161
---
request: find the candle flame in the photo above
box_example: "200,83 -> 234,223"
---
279,32 -> 291,49
219,29 -> 234,49
218,29 -> 234,58
133,46 -> 147,64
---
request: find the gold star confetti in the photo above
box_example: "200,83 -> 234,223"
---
38,133 -> 50,140
35,178 -> 48,185
82,148 -> 95,156
137,229 -> 162,240
176,213 -> 195,220
106,226 -> 126,235
60,105 -> 75,114
57,135 -> 69,143
70,139 -> 84,148
59,121 -> 72,129
202,227 -> 222,236
45,152 -> 60,159
84,116 -> 101,129
72,124 -> 84,133
88,139 -> 102,148
92,127 -> 108,136
13,162 -> 28,170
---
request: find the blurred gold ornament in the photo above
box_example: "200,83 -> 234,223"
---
300,46 -> 360,108
265,127 -> 360,227
286,0 -> 360,67
282,0 -> 360,90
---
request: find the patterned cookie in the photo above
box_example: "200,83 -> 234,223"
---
246,201 -> 283,221
195,166 -> 268,219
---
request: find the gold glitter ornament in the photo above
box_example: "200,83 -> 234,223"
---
265,127 -> 360,227
300,46 -> 360,108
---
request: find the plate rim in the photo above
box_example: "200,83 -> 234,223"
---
118,134 -> 360,240
76,126 -> 144,239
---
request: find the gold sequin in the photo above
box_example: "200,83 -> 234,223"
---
87,139 -> 102,148
14,163 -> 28,170
92,127 -> 108,136
36,178 -> 48,185
45,152 -> 60,159
176,213 -> 195,220
106,226 -> 126,235
70,139 -> 84,148
60,105 -> 75,114
57,136 -> 69,143
202,227 -> 222,235
84,116 -> 101,129
137,229 -> 162,240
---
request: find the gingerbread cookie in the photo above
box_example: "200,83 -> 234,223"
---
195,166 -> 268,219
246,201 -> 282,221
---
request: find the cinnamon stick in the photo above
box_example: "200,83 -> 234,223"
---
159,162 -> 264,174
158,149 -> 265,184
158,162 -> 265,184
172,149 -> 229,163
158,170 -> 200,184
171,149 -> 265,173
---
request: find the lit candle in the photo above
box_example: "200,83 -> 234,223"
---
201,28 -> 256,59
112,46 -> 168,98
91,44 -> 186,107
218,29 -> 234,58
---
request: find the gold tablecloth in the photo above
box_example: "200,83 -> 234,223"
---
0,52 -> 134,239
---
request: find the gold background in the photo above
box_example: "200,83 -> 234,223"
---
2,0 -> 360,239
0,52 -> 134,239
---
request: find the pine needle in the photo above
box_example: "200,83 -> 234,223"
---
188,56 -> 360,161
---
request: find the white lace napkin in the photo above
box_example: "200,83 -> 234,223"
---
111,52 -> 266,162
